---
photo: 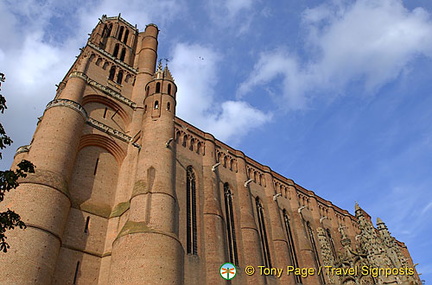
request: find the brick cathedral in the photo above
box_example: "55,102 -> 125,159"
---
0,15 -> 420,284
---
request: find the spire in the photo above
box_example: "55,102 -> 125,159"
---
154,59 -> 174,81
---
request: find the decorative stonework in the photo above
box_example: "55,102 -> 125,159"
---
15,145 -> 31,155
245,165 -> 264,185
216,148 -> 238,172
87,117 -> 141,149
86,75 -> 136,108
88,42 -> 137,74
174,127 -> 206,156
46,99 -> 88,120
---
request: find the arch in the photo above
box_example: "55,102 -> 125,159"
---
120,48 -> 126,61
117,26 -> 124,40
156,82 -> 161,93
186,166 -> 197,255
102,62 -> 109,70
116,70 -> 123,84
113,43 -> 119,58
108,66 -> 115,81
125,74 -> 131,83
154,100 -> 159,109
78,134 -> 126,164
167,84 -> 172,95
123,29 -> 129,44
96,58 -> 102,66
196,142 -> 201,154
167,102 -> 171,111
82,94 -> 131,125
189,138 -> 194,151
182,135 -> 187,147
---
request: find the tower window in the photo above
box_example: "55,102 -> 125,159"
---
167,84 -> 172,95
224,183 -> 238,265
123,29 -> 129,44
108,66 -> 115,81
120,48 -> 126,61
94,158 -> 99,175
256,197 -> 271,268
113,43 -> 119,58
116,70 -> 123,84
154,101 -> 159,109
73,261 -> 80,284
156,82 -> 161,93
118,26 -> 124,41
283,210 -> 301,283
84,216 -> 90,233
186,166 -> 197,255
167,102 -> 170,111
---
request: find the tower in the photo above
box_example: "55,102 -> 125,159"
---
0,15 -> 421,285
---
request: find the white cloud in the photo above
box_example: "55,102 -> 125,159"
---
170,43 -> 271,144
239,0 -> 432,109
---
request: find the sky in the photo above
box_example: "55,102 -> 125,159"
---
0,0 -> 431,282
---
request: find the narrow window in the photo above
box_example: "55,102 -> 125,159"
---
113,43 -> 119,58
73,261 -> 80,284
326,228 -> 337,259
108,66 -> 115,81
117,26 -> 124,40
123,29 -> 129,44
96,58 -> 102,66
154,100 -> 159,109
167,102 -> 171,111
93,158 -> 99,175
182,135 -> 187,147
156,82 -> 161,93
103,107 -> 108,119
256,197 -> 271,268
306,222 -> 325,284
224,183 -> 238,265
84,216 -> 90,233
144,105 -> 147,113
167,84 -> 172,95
283,210 -> 301,283
116,70 -> 123,84
186,166 -> 197,255
196,142 -> 201,154
146,86 -> 149,97
120,48 -> 126,61
189,139 -> 194,151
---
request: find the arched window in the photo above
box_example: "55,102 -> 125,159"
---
113,43 -> 119,58
108,66 -> 115,81
186,166 -> 197,255
96,58 -> 102,66
189,138 -> 194,151
123,29 -> 129,44
156,82 -> 161,93
326,228 -> 337,259
306,221 -> 325,284
116,70 -> 123,84
283,210 -> 301,283
167,84 -> 172,95
167,102 -> 171,111
120,48 -> 126,61
256,197 -> 271,268
224,183 -> 238,265
154,100 -> 159,109
117,26 -> 124,40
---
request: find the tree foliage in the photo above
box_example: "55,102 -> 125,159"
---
0,73 -> 35,252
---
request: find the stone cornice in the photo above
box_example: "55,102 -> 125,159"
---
46,99 -> 89,120
86,76 -> 136,109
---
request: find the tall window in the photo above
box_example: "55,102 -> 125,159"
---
113,43 -> 119,58
283,210 -> 301,284
306,221 -> 325,284
186,166 -> 197,255
108,66 -> 115,81
256,197 -> 271,268
117,26 -> 124,40
123,29 -> 129,44
224,183 -> 238,265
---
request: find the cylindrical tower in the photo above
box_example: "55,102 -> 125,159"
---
109,61 -> 184,284
0,54 -> 90,284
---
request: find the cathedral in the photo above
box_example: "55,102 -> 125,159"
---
0,15 -> 420,284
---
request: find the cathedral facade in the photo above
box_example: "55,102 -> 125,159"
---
0,15 -> 420,285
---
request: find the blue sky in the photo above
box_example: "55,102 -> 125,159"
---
1,0 -> 431,282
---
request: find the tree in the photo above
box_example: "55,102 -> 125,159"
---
0,72 -> 35,252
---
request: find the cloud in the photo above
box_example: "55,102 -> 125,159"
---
239,0 -> 432,109
170,43 -> 271,144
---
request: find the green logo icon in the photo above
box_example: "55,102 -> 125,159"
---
220,263 -> 237,280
